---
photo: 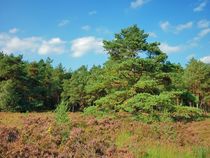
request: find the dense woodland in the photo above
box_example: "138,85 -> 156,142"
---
0,25 -> 209,121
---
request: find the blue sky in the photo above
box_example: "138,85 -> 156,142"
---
0,0 -> 210,70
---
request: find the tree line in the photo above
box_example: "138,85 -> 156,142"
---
0,54 -> 71,111
0,25 -> 209,119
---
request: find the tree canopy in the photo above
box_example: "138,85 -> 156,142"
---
0,25 -> 209,121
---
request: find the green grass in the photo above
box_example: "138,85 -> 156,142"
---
144,146 -> 192,158
142,145 -> 209,158
115,131 -> 132,148
193,146 -> 210,158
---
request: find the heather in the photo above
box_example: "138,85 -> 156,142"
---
0,112 -> 209,157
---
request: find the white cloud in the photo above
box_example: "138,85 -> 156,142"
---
0,32 -> 66,55
81,25 -> 91,31
175,22 -> 193,33
160,21 -> 170,31
38,38 -> 66,55
159,43 -> 181,54
200,56 -> 210,63
148,32 -> 157,38
193,0 -> 208,12
197,19 -> 210,28
130,0 -> 150,9
0,33 -> 42,54
9,28 -> 19,34
70,36 -> 104,58
160,21 -> 193,33
58,19 -> 70,27
193,28 -> 210,41
88,10 -> 97,15
198,28 -> 210,36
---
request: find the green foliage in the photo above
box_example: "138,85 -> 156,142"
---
75,25 -> 208,121
115,131 -> 132,148
84,65 -> 107,107
83,106 -> 108,117
55,102 -> 70,124
183,58 -> 210,110
132,111 -> 174,123
172,106 -> 204,121
0,52 -> 70,112
0,80 -> 20,111
0,25 -> 209,123
54,102 -> 71,145
103,25 -> 162,60
144,145 -> 194,158
132,106 -> 204,123
62,66 -> 89,111
133,76 -> 159,94
121,93 -> 174,113
132,113 -> 160,124
158,111 -> 173,122
95,90 -> 130,111
26,58 -> 68,111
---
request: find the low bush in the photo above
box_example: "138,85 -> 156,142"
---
54,102 -> 71,144
83,106 -> 115,118
54,102 -> 70,125
120,93 -> 174,114
171,106 -> 204,122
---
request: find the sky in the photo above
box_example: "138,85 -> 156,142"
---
0,0 -> 210,70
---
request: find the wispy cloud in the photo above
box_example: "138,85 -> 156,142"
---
58,19 -> 70,27
175,22 -> 193,33
193,0 -> 208,12
193,28 -> 210,41
148,32 -> 157,38
160,21 -> 193,33
159,43 -> 181,54
81,25 -> 91,31
0,32 -> 66,55
160,21 -> 170,31
9,28 -> 19,34
130,0 -> 150,9
88,10 -> 97,15
198,28 -> 210,37
200,55 -> 210,63
70,36 -> 104,58
197,19 -> 210,28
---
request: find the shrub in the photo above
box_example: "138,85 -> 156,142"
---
94,90 -> 129,111
54,102 -> 71,144
171,106 -> 204,121
83,106 -> 104,116
0,80 -> 20,112
133,76 -> 159,94
54,102 -> 70,124
120,93 -> 174,114
83,106 -> 115,118
132,113 -> 160,123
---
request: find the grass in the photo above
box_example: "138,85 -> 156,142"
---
143,145 -> 210,158
115,130 -> 132,148
143,145 -> 193,158
193,146 -> 210,158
